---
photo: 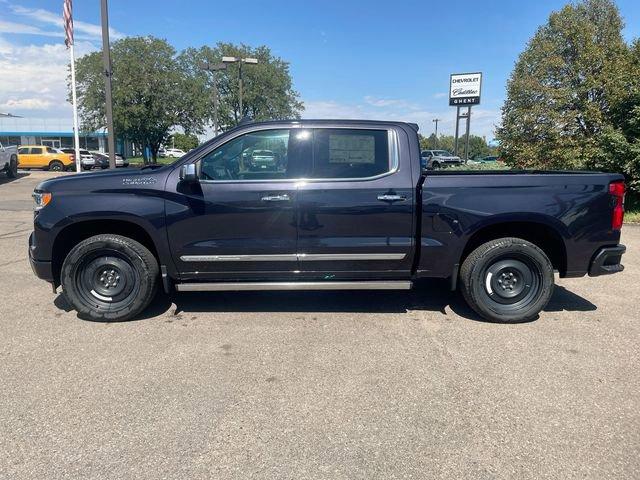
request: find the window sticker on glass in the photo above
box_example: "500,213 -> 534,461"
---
329,134 -> 375,164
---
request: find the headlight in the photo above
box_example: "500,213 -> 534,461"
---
32,191 -> 52,209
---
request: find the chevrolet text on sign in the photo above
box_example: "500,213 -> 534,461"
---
449,72 -> 482,106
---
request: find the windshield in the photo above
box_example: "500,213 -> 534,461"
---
434,150 -> 452,156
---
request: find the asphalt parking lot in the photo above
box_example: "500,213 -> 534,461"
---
1,171 -> 639,479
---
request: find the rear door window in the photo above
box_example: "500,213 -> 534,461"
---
309,129 -> 390,179
30,147 -> 43,154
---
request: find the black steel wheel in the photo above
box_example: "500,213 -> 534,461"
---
460,237 -> 554,323
61,234 -> 159,322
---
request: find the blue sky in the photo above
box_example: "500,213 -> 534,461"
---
1,0 -> 639,139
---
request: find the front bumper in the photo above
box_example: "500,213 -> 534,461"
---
588,245 -> 626,277
28,232 -> 54,282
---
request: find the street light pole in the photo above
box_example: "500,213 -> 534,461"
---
200,62 -> 227,136
222,56 -> 258,123
100,0 -> 116,169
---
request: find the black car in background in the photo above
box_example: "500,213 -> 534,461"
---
90,151 -> 129,169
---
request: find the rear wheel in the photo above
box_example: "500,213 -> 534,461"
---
7,155 -> 18,178
61,234 -> 159,322
459,237 -> 554,323
48,160 -> 64,171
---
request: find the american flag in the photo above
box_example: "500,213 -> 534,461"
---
63,0 -> 73,48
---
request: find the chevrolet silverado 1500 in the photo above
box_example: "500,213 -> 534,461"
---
29,120 -> 626,322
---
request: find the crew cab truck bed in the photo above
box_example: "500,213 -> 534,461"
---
28,120 -> 626,323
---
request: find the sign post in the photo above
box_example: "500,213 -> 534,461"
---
449,72 -> 482,160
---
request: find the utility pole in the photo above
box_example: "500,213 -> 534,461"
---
200,62 -> 227,136
432,118 -> 440,137
222,56 -> 258,123
432,118 -> 441,148
100,0 -> 116,169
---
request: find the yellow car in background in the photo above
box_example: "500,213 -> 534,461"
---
17,146 -> 75,171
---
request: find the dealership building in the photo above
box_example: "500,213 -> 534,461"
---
0,116 -> 134,156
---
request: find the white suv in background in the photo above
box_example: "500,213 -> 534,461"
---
60,148 -> 95,170
164,148 -> 186,158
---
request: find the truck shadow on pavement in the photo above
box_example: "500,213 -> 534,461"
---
54,281 -> 596,323
0,171 -> 29,186
117,280 -> 596,323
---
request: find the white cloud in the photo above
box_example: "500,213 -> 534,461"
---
0,19 -> 63,38
0,34 -> 99,117
1,98 -> 53,110
0,1 -> 124,119
304,98 -> 501,139
10,4 -> 124,41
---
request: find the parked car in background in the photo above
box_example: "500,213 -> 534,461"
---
0,141 -> 18,178
90,151 -> 129,169
164,148 -> 186,158
17,146 -> 74,171
477,155 -> 500,163
29,119 -> 626,323
60,148 -> 95,170
158,148 -> 167,158
420,150 -> 463,170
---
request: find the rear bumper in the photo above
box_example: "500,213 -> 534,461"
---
29,232 -> 54,282
588,245 -> 626,277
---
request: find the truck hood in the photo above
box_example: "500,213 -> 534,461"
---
35,166 -> 171,193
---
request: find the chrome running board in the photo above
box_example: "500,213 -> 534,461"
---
175,280 -> 413,292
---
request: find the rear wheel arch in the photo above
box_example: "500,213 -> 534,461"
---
51,219 -> 161,283
460,221 -> 567,276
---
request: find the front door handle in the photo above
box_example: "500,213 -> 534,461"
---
261,194 -> 290,202
377,194 -> 406,202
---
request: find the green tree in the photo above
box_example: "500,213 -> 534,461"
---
74,36 -> 206,162
177,43 -> 304,129
497,0 -> 635,173
169,132 -> 200,152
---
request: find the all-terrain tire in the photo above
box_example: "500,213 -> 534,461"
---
48,160 -> 64,171
61,234 -> 159,322
459,237 -> 554,323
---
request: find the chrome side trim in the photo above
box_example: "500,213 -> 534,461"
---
180,254 -> 297,262
298,253 -> 406,261
180,253 -> 407,262
175,281 -> 413,292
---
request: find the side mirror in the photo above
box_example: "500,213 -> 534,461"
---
179,163 -> 197,183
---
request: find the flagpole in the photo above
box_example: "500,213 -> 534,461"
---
69,42 -> 81,173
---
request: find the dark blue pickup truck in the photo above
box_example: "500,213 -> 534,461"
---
29,120 -> 626,323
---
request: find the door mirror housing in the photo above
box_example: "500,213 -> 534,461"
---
180,163 -> 198,183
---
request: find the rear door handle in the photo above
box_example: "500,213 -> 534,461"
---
377,194 -> 406,202
261,194 -> 290,202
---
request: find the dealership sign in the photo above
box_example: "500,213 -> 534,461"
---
449,72 -> 482,106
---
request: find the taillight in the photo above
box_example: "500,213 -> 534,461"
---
609,180 -> 625,231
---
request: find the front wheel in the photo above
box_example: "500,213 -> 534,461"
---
61,234 -> 159,322
459,237 -> 554,323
